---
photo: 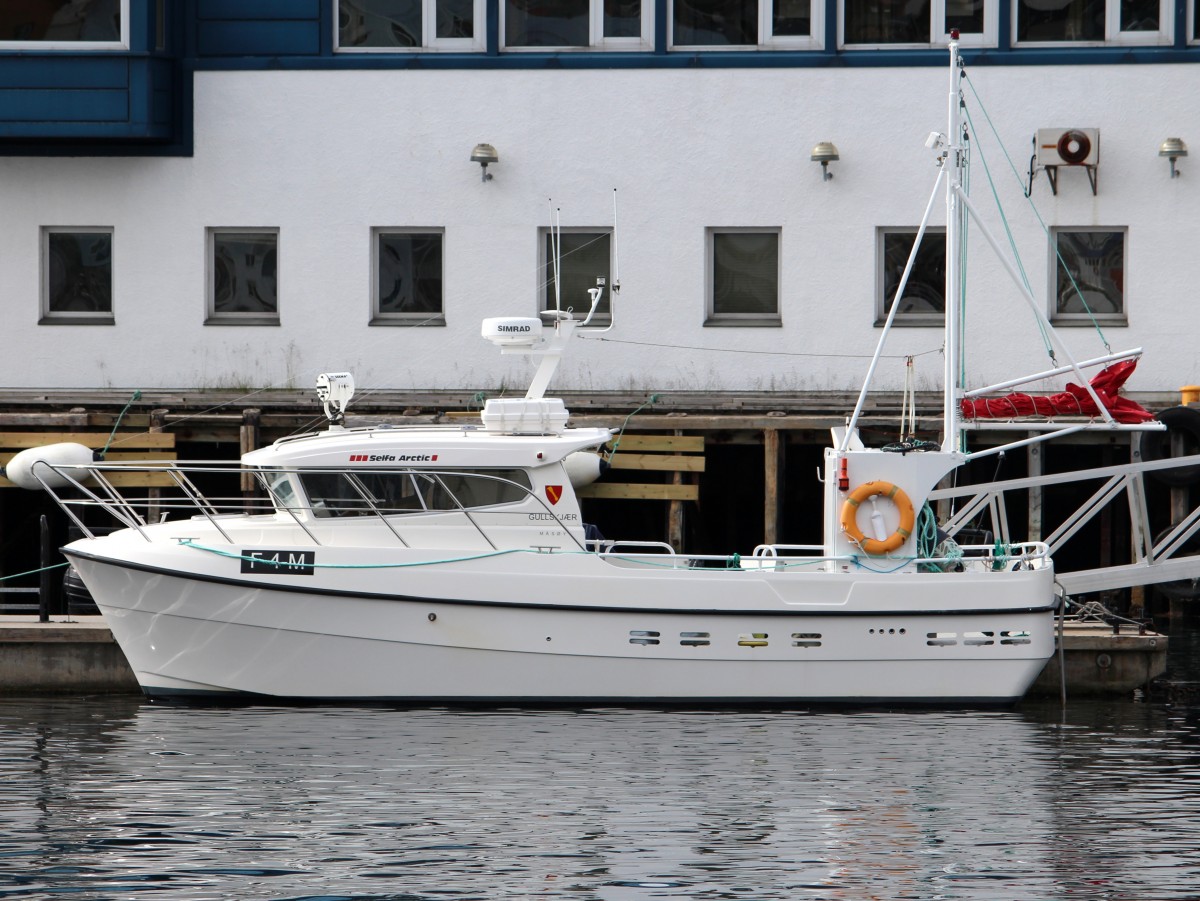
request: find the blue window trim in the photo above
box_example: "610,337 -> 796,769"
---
185,0 -> 1200,70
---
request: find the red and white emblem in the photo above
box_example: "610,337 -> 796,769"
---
545,485 -> 563,505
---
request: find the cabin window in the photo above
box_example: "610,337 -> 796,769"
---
1014,0 -> 1170,44
300,469 -> 534,517
206,229 -> 280,326
540,229 -> 611,324
40,227 -> 114,325
671,0 -> 823,47
0,0 -> 127,48
876,227 -> 945,327
705,229 -> 781,326
504,0 -> 652,48
337,0 -> 485,50
842,0 -> 996,47
264,470 -> 300,513
371,229 -> 445,326
1050,228 -> 1127,326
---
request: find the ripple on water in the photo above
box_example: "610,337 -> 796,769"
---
0,697 -> 1198,899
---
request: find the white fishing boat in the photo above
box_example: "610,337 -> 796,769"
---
6,37 -> 1175,703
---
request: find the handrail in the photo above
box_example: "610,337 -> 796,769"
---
32,460 -> 590,554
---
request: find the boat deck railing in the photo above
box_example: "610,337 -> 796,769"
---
31,459 -> 1050,574
587,539 -> 1049,574
31,461 -> 592,553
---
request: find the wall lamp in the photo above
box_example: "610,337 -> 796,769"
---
1159,138 -> 1187,178
471,143 -> 498,182
811,142 -> 839,181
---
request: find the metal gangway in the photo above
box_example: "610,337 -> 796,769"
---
929,451 -> 1200,595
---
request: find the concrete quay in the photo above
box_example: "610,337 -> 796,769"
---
0,616 -> 1170,699
0,616 -> 138,694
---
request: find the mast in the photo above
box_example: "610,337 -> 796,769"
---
941,32 -> 964,453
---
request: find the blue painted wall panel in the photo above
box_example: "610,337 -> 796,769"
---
197,20 -> 322,56
0,57 -> 129,89
0,90 -> 128,124
198,0 -> 321,20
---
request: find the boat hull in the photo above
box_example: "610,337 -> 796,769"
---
67,547 -> 1058,704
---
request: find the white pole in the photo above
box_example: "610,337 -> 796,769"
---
943,36 -> 962,453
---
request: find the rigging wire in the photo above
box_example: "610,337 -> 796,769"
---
960,101 -> 1059,368
962,72 -> 1112,354
580,335 -> 944,361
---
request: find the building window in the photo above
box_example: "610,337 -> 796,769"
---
877,227 -> 945,327
1051,228 -> 1127,325
843,0 -> 995,46
372,229 -> 445,325
672,0 -> 823,48
207,229 -> 279,326
337,0 -> 484,51
0,0 -> 127,48
1193,0 -> 1200,41
705,229 -> 781,326
1015,0 -> 1170,44
505,0 -> 652,48
41,228 -> 114,325
541,229 -> 612,323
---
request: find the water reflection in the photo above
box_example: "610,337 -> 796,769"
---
1,695 -> 1199,898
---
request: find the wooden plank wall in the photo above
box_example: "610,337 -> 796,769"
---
576,433 -> 704,502
0,432 -> 176,489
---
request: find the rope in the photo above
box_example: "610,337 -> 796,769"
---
98,390 -> 143,458
991,537 -> 1011,571
180,540 -> 534,569
607,394 -> 661,458
899,356 -> 915,441
179,539 -> 800,574
0,562 -> 69,582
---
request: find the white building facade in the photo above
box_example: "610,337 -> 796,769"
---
2,0 -> 1199,400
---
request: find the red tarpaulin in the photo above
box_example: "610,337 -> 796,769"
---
960,359 -> 1155,424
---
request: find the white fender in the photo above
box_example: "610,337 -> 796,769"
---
563,451 -> 606,489
2,443 -> 95,490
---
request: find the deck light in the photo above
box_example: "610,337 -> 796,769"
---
811,142 -> 839,181
471,143 -> 499,182
1159,138 -> 1187,178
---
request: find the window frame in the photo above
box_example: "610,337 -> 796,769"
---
875,226 -> 946,328
1012,0 -> 1172,46
1048,226 -> 1128,327
538,227 -> 614,324
206,227 -> 281,327
335,0 -> 486,52
371,227 -> 447,326
670,0 -> 824,50
502,0 -> 654,50
40,226 -> 115,326
840,0 -> 997,49
0,0 -> 129,49
298,468 -> 535,517
704,227 -> 782,327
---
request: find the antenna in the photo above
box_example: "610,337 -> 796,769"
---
548,199 -> 562,325
315,372 -> 355,425
612,187 -> 620,297
579,189 -> 621,331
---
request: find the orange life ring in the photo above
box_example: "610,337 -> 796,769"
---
840,481 -> 916,555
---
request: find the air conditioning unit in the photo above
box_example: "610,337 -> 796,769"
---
1036,128 -> 1099,167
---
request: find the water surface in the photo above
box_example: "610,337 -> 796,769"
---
2,648 -> 1199,900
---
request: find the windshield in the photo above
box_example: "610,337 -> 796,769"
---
298,469 -> 534,518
